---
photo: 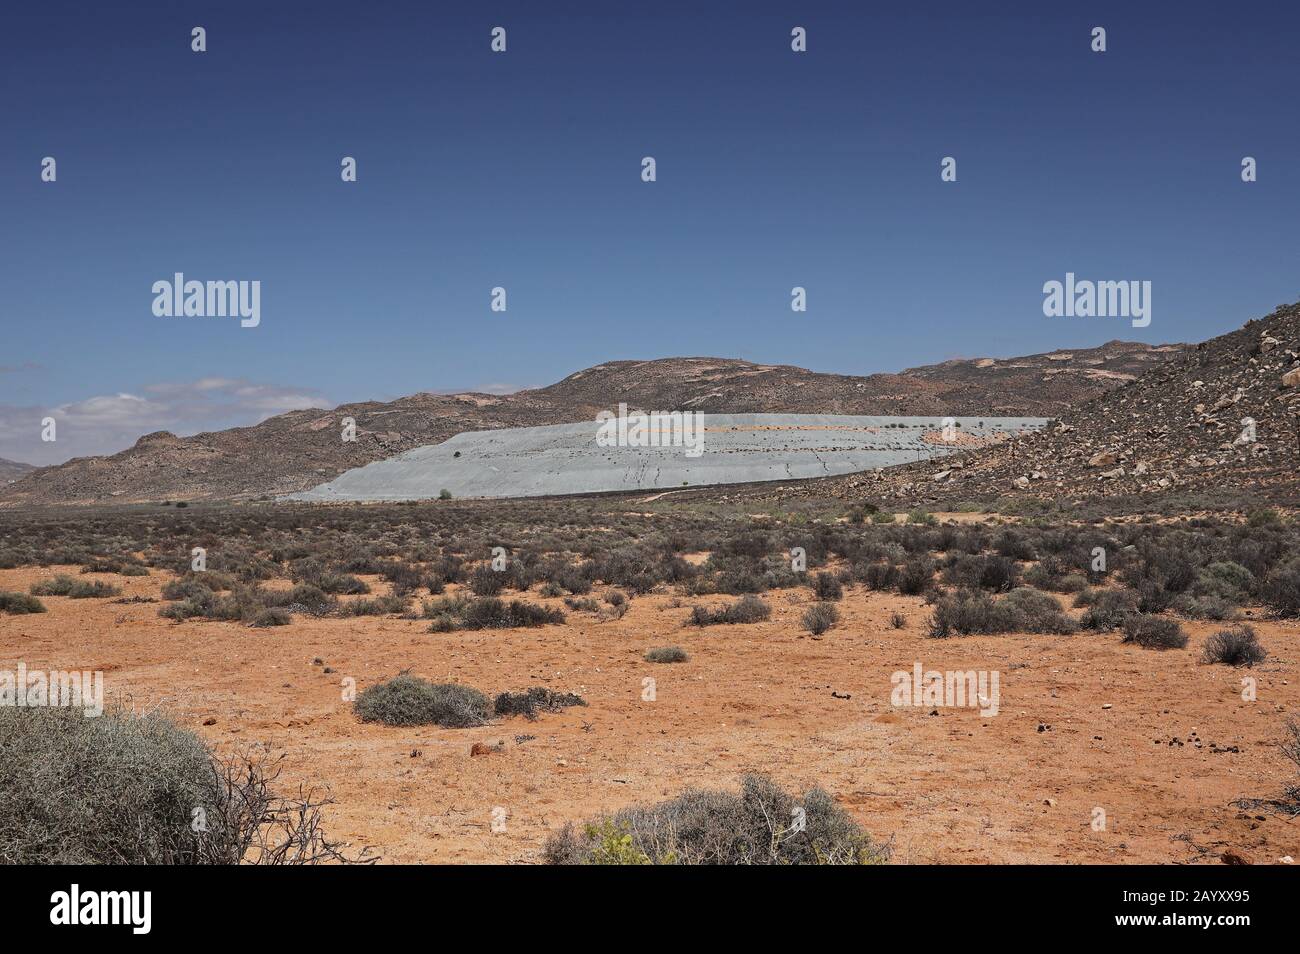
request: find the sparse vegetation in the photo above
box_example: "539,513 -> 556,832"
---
354,674 -> 488,728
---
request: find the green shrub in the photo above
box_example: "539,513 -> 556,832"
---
944,555 -> 1019,593
0,592 -> 46,614
263,584 -> 337,616
898,556 -> 936,595
467,565 -> 506,597
645,646 -> 689,663
460,597 -> 564,629
544,773 -> 887,865
315,573 -> 369,595
689,595 -> 771,626
1121,614 -> 1188,650
811,572 -> 843,601
338,594 -> 410,617
927,589 -> 1022,638
1262,558 -> 1300,617
1076,587 -> 1139,630
249,607 -> 291,627
30,575 -> 120,599
1175,594 -> 1240,621
1003,587 -> 1078,634
354,674 -> 488,727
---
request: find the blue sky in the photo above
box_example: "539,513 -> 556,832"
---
2,1 -> 1297,464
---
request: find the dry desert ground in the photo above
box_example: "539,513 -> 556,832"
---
2,559 -> 1296,865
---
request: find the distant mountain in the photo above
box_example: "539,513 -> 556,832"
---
0,458 -> 35,485
0,341 -> 1185,506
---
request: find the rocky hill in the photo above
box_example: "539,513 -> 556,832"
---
0,342 -> 1184,506
0,458 -> 34,485
534,342 -> 1177,418
809,301 -> 1300,507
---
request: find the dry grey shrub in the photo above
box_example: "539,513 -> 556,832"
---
0,705 -> 372,864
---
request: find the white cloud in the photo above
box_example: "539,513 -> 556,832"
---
0,377 -> 331,467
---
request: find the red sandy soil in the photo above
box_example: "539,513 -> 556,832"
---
2,566 -> 1297,865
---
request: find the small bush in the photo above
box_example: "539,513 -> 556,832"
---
645,646 -> 688,663
1202,625 -> 1266,667
1262,558 -> 1300,618
30,575 -> 121,599
544,773 -> 886,865
266,584 -> 336,616
1175,594 -> 1240,621
162,573 -> 231,600
248,607 -> 291,628
493,687 -> 586,720
467,564 -> 506,597
462,597 -> 564,629
801,602 -> 839,636
1247,508 -> 1282,528
315,573 -> 369,596
689,595 -> 771,626
898,557 -> 935,595
425,596 -> 564,631
927,589 -> 1022,638
856,562 -> 900,591
1135,580 -> 1175,614
889,611 -> 906,629
354,674 -> 488,728
1121,614 -> 1188,650
811,572 -> 843,601
944,555 -> 1019,593
1003,587 -> 1078,634
338,594 -> 410,617
0,592 -> 46,614
1077,587 -> 1139,631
